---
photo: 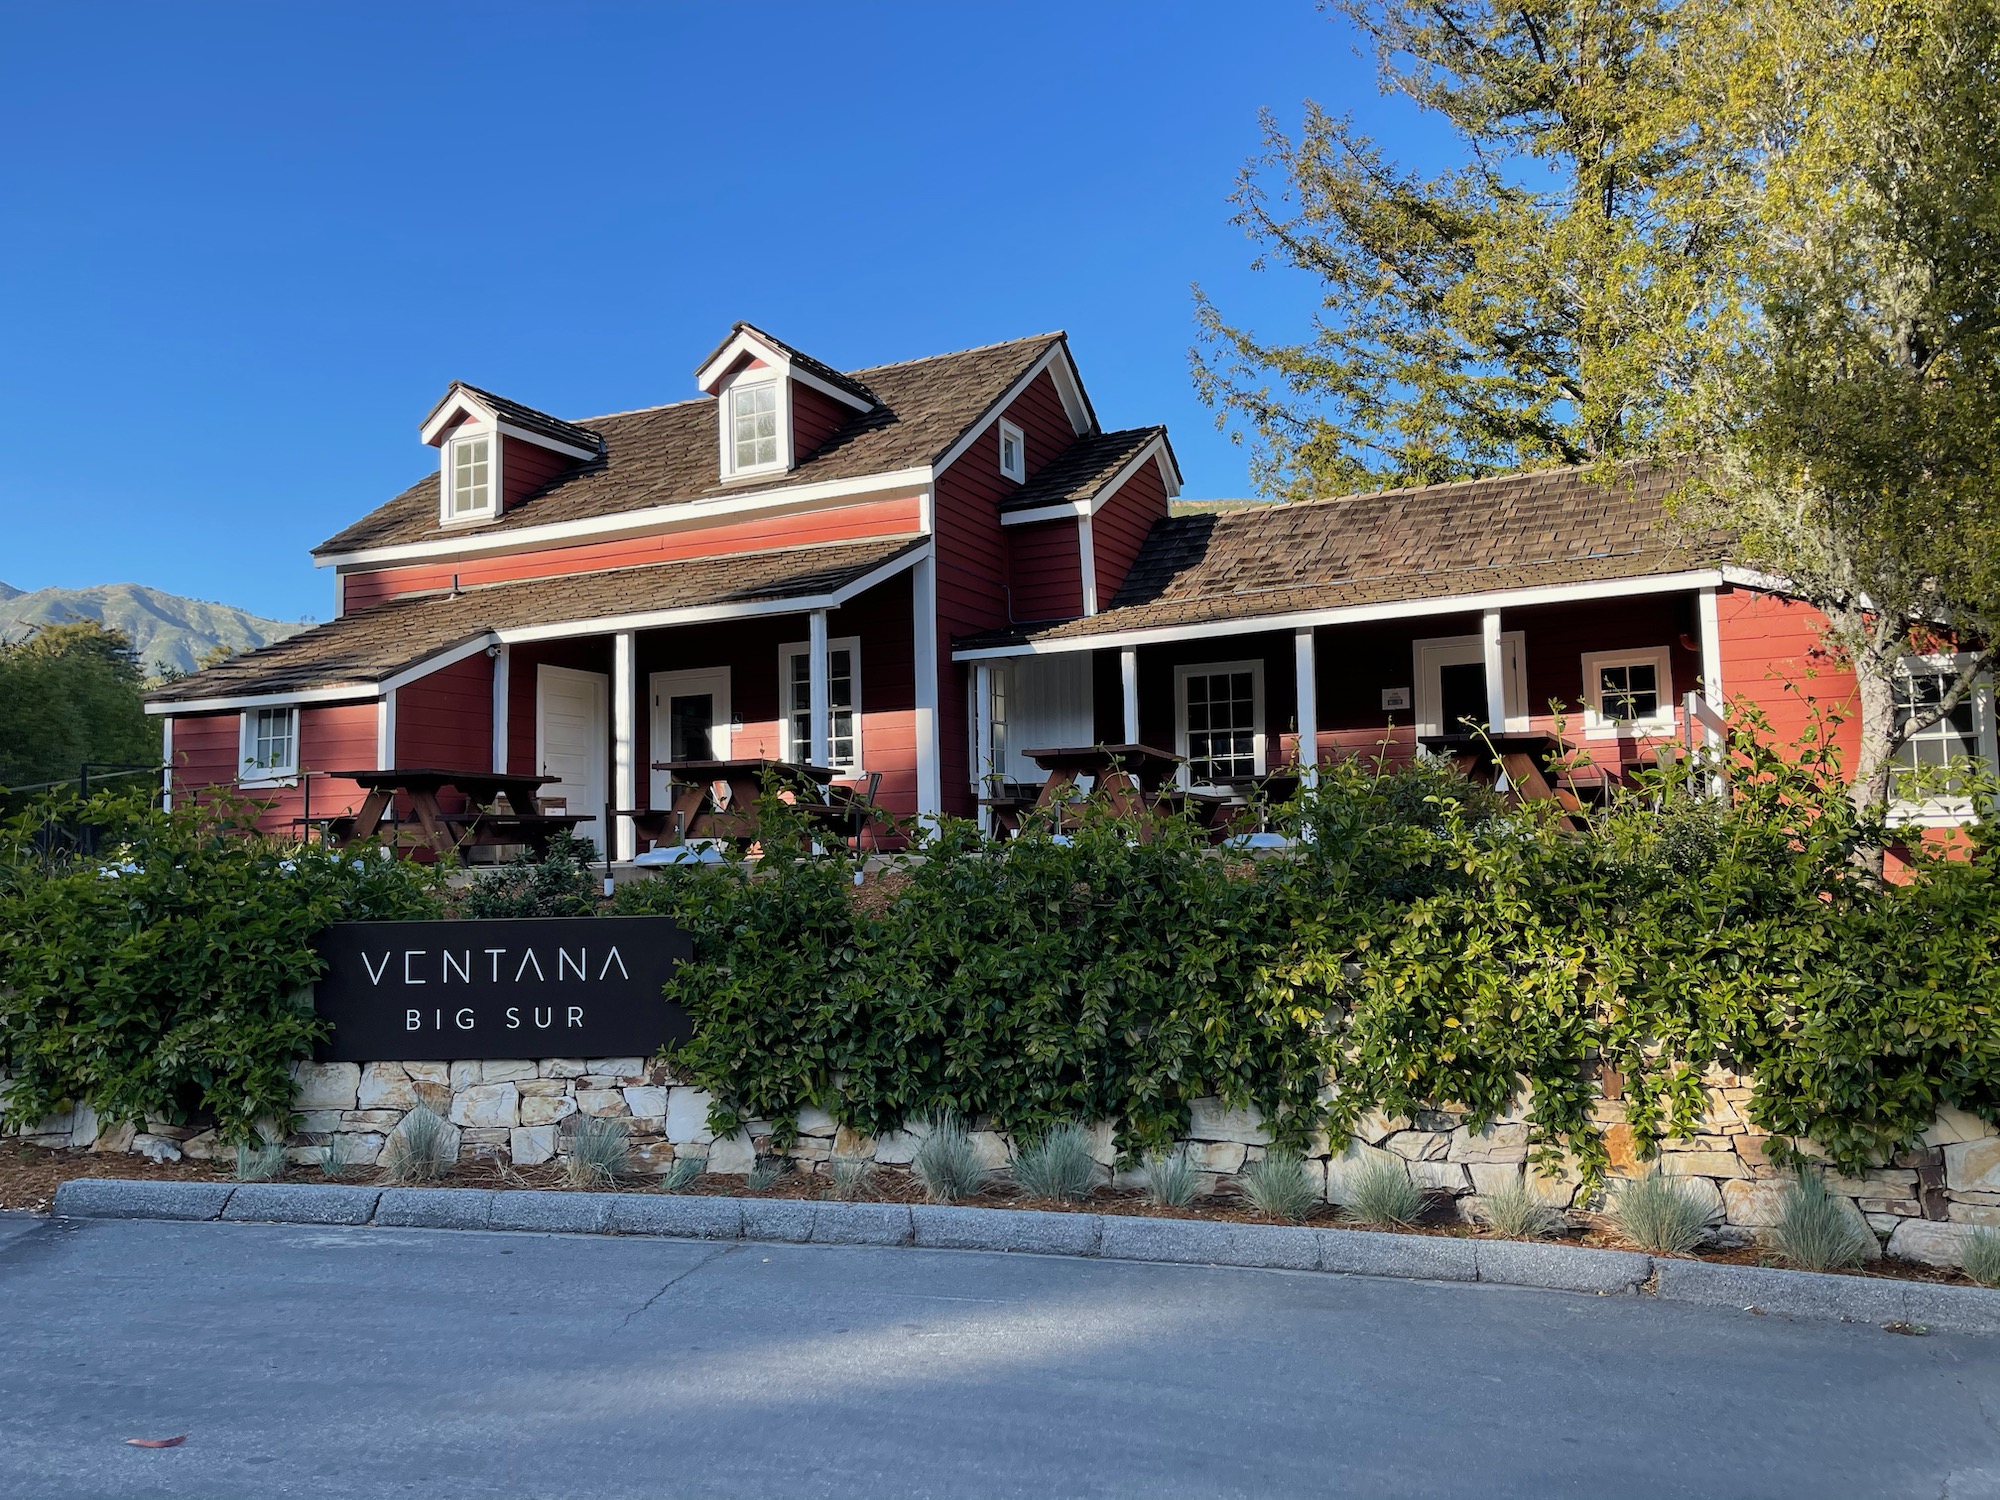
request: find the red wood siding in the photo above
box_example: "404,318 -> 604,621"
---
933,368 -> 1083,814
395,653 -> 494,809
791,383 -> 851,464
1091,457 -> 1170,606
340,495 -> 924,609
501,436 -> 579,512
1716,586 -> 1858,762
1006,520 -> 1084,622
166,701 -> 379,836
507,639 -> 615,784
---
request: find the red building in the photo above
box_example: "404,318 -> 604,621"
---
147,325 -> 1996,851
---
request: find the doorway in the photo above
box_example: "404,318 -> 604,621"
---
1412,632 -> 1528,737
649,667 -> 731,806
535,665 -> 609,851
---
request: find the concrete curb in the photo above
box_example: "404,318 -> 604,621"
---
47,1178 -> 2000,1335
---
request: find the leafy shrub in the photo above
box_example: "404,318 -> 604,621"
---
566,1114 -> 630,1188
1965,1228 -> 2000,1288
1011,1122 -> 1097,1201
0,789 -> 443,1145
1771,1172 -> 1873,1271
1476,1178 -> 1562,1239
234,1139 -> 286,1182
381,1104 -> 458,1184
455,831 -> 600,919
1240,1150 -> 1319,1221
910,1112 -> 989,1202
1144,1147 -> 1201,1209
1609,1170 -> 1711,1255
1338,1158 -> 1423,1228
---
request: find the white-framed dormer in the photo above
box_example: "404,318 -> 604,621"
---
445,427 -> 496,523
418,382 -> 601,528
998,418 -> 1027,484
696,322 -> 875,485
239,704 -> 299,787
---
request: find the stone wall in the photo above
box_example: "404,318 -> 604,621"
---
13,1059 -> 1999,1272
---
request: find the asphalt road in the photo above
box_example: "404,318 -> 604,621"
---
0,1211 -> 1996,1499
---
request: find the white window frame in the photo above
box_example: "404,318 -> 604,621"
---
722,378 -> 790,480
1175,659 -> 1266,791
998,418 -> 1026,484
440,431 -> 497,525
778,635 -> 864,775
238,705 -> 300,786
1580,646 -> 1677,739
1889,652 -> 1999,828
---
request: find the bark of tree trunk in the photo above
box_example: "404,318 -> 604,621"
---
1846,654 -> 1900,883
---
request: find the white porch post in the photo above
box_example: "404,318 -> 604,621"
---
160,717 -> 174,811
1697,586 -> 1723,706
808,608 -> 831,767
1294,627 -> 1319,784
376,690 -> 397,769
972,662 -> 994,835
1120,647 -> 1140,745
612,631 -> 636,861
911,550 -> 941,820
1481,609 -> 1507,731
490,644 -> 510,775
1078,515 -> 1099,616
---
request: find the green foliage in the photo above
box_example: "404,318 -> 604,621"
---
566,1114 -> 631,1188
381,1104 -> 458,1184
1240,1150 -> 1319,1222
1011,1122 -> 1097,1202
0,622 -> 157,797
1144,1148 -> 1202,1209
455,831 -> 601,919
656,1155 -> 703,1192
825,1156 -> 873,1200
1476,1178 -> 1563,1239
1337,1158 -> 1424,1228
1771,1171 -> 1874,1272
0,788 -> 444,1145
910,1112 -> 990,1203
234,1138 -> 286,1182
1609,1170 -> 1712,1255
744,1155 -> 786,1191
1965,1229 -> 2000,1288
319,1135 -> 361,1181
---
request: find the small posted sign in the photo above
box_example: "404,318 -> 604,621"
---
311,916 -> 692,1062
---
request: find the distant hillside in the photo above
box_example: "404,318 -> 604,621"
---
0,583 -> 308,678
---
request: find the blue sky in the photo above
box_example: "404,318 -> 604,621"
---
0,2 -> 1435,622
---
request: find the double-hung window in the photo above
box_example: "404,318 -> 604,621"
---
449,435 -> 492,518
780,638 -> 861,773
1581,647 -> 1675,736
1891,658 -> 1998,823
240,705 -> 299,784
729,382 -> 782,474
1177,661 -> 1264,788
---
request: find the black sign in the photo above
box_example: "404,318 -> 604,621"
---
311,916 -> 691,1062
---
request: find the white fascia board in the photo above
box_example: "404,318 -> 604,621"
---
376,634 -> 500,694
1718,564 -> 1795,594
695,328 -> 786,391
951,568 -> 1733,661
493,420 -> 599,461
789,365 -> 875,414
1153,446 -> 1183,500
995,434 -> 1175,528
316,467 -> 936,570
828,542 -> 931,606
419,388 -> 498,446
146,683 -> 383,716
932,344 -> 1095,479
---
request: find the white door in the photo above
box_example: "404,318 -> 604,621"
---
649,667 -> 731,806
536,665 -> 609,851
997,655 -> 1095,783
1412,632 -> 1528,737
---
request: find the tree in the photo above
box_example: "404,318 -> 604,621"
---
1192,0 -> 1720,498
0,622 -> 158,793
1667,0 -> 2000,862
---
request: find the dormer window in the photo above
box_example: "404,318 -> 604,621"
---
729,382 -> 783,475
999,419 -> 1026,484
449,435 -> 492,519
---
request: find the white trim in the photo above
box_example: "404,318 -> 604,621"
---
1175,659 -> 1266,791
1698,586 -> 1723,701
317,467 -> 936,569
912,551 -> 941,817
613,631 -> 636,861
534,664 -> 609,852
1120,647 -> 1139,744
238,703 -> 301,787
332,570 -> 346,620
492,420 -> 598,462
694,327 -> 874,413
778,632 -> 863,774
998,418 -> 1026,484
419,388 -> 498,446
720,376 -> 791,480
1413,632 -> 1528,737
1580,645 -> 1677,738
998,433 -> 1182,527
379,634 -> 506,696
148,683 -> 378,716
649,666 -> 732,804
932,344 -> 1094,478
375,691 -> 396,770
1294,628 -> 1318,778
491,644 -> 510,774
441,432 -> 498,526
160,717 -> 174,810
953,568 -> 1733,660
1481,611 -> 1508,732
1887,653 -> 1999,827
1078,514 -> 1099,616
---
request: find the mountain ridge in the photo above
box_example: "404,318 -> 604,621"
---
0,582 -> 308,677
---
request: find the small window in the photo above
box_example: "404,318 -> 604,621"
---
730,382 -> 782,473
780,637 -> 862,772
1890,659 -> 1996,821
1177,660 -> 1264,787
998,418 -> 1026,484
450,435 -> 492,518
240,705 -> 298,783
1581,648 -> 1675,735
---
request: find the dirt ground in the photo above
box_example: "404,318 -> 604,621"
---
0,1139 -> 1980,1290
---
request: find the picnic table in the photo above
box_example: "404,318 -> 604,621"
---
322,769 -> 593,856
648,757 -> 870,848
1207,770 -> 1305,834
1018,744 -> 1186,836
1415,732 -> 1583,827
